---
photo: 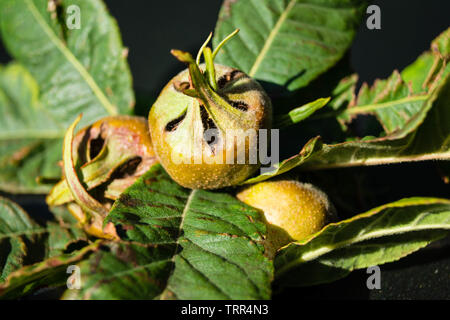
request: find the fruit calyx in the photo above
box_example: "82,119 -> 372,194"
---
148,29 -> 272,189
47,115 -> 158,239
170,29 -> 245,134
63,114 -> 117,239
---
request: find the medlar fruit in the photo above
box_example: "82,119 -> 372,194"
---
237,179 -> 336,259
46,115 -> 158,239
148,30 -> 272,189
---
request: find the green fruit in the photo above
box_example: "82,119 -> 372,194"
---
148,30 -> 272,189
237,180 -> 336,258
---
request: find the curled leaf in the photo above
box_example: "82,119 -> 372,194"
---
274,197 -> 450,287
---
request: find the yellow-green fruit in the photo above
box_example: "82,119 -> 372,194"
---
149,32 -> 272,189
149,63 -> 272,189
237,180 -> 335,257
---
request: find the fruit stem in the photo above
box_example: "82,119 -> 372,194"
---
171,28 -> 240,96
171,49 -> 240,130
170,29 -> 244,128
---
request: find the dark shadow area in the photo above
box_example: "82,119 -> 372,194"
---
274,268 -> 370,300
103,0 -> 223,116
351,0 -> 450,86
368,237 -> 450,300
0,192 -> 53,225
273,236 -> 450,300
292,161 -> 450,220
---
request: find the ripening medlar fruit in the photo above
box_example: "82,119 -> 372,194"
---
237,179 -> 336,259
46,115 -> 158,239
148,30 -> 272,189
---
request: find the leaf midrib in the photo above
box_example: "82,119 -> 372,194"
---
160,189 -> 197,299
347,95 -> 429,114
26,0 -> 118,116
247,0 -> 357,77
276,216 -> 450,277
248,0 -> 296,77
305,150 -> 450,170
312,95 -> 429,122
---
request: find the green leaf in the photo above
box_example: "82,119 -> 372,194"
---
302,73 -> 450,170
0,0 -> 134,193
243,136 -> 323,185
61,241 -> 174,300
0,0 -> 133,124
402,27 -> 450,93
213,0 -> 366,91
0,64 -> 62,193
274,197 -> 450,287
71,165 -> 273,300
244,70 -> 450,181
332,28 -> 450,136
0,196 -> 88,282
274,97 -> 330,128
46,206 -> 90,256
0,241 -> 100,299
341,71 -> 430,135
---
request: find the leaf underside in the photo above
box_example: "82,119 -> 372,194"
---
0,198 -> 88,286
0,0 -> 134,193
336,28 -> 450,137
63,165 -> 273,300
274,197 -> 450,287
245,53 -> 450,183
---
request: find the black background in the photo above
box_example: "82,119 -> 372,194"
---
0,0 -> 449,300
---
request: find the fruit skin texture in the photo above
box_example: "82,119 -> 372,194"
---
46,115 -> 158,239
237,180 -> 336,258
149,64 -> 272,189
71,115 -> 157,199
